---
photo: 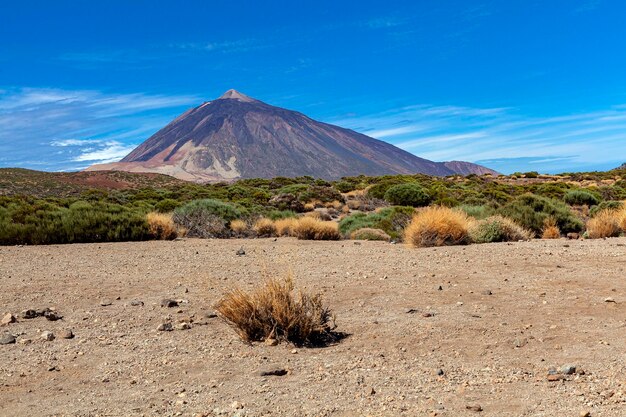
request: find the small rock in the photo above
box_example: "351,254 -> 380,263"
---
231,401 -> 243,409
175,322 -> 192,331
604,297 -> 616,303
580,411 -> 591,417
514,338 -> 527,348
205,311 -> 218,319
19,338 -> 31,345
59,329 -> 74,339
236,247 -> 246,256
130,300 -> 144,307
44,310 -> 62,321
422,312 -> 433,318
0,333 -> 16,345
157,323 -> 173,332
436,368 -> 444,376
290,349 -> 298,354
100,300 -> 113,307
437,285 -> 443,291
567,232 -> 580,240
369,387 -> 376,395
466,404 -> 482,412
405,308 -> 418,314
547,374 -> 565,381
481,290 -> 492,296
259,368 -> 288,376
560,364 -> 576,375
40,331 -> 55,341
264,338 -> 279,346
160,299 -> 178,308
21,309 -> 40,319
1,313 -> 16,326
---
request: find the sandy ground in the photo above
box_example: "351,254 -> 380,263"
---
0,237 -> 625,416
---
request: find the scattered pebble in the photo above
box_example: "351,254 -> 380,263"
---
466,404 -> 482,412
130,300 -> 144,307
161,299 -> 179,308
259,368 -> 288,377
157,323 -> 173,332
40,331 -> 55,341
1,313 -> 16,326
59,329 -> 74,339
0,333 -> 16,345
100,300 -> 113,307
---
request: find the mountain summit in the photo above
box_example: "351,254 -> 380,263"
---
87,90 -> 497,181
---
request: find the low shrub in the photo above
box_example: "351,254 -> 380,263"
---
564,190 -> 601,206
293,217 -> 341,240
541,217 -> 561,239
469,215 -> 533,243
252,218 -> 277,237
383,183 -> 431,207
154,198 -> 181,213
586,209 -> 622,238
173,199 -> 244,238
498,194 -> 583,234
338,206 -> 414,240
404,206 -> 471,247
275,218 -> 298,236
589,201 -> 623,218
350,228 -> 391,241
230,219 -> 248,236
146,212 -> 178,240
215,275 -> 337,346
458,204 -> 495,220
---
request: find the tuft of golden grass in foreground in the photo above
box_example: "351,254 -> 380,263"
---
404,206 -> 471,247
292,217 -> 341,240
146,212 -> 178,240
541,217 -> 561,239
214,274 -> 336,346
586,209 -> 622,238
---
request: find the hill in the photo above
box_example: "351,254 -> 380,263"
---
87,90 -> 497,181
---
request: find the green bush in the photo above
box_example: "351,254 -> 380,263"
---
458,205 -> 495,220
0,201 -> 150,245
173,199 -> 245,238
498,194 -> 583,234
155,198 -> 181,213
383,183 -> 431,207
589,201 -> 624,217
469,215 -> 532,243
563,189 -> 601,206
338,206 -> 414,240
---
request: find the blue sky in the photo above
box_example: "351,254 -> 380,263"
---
1,0 -> 625,174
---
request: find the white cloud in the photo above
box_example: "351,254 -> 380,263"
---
0,87 -> 199,171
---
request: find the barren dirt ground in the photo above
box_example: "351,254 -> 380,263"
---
1,238 -> 625,416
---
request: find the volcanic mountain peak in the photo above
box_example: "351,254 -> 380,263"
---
86,90 -> 498,182
218,89 -> 256,102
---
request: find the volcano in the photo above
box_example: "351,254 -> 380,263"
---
87,90 -> 497,181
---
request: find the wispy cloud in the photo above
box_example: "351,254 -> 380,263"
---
0,87 -> 199,171
331,103 -> 626,173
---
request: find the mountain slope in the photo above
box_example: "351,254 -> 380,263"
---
87,90 -> 496,181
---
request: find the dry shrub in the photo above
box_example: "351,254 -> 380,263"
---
303,202 -> 315,212
214,275 -> 338,346
293,217 -> 341,240
274,218 -> 298,237
341,204 -> 351,214
325,200 -> 343,210
350,228 -> 391,241
252,218 -> 277,237
618,206 -> 626,232
146,212 -> 178,240
404,206 -> 471,247
346,200 -> 361,210
469,215 -> 533,243
541,217 -> 561,239
230,219 -> 248,236
586,209 -> 622,238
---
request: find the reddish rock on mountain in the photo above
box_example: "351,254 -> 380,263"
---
87,90 -> 497,181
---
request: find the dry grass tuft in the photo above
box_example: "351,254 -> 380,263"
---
293,217 -> 341,240
274,218 -> 298,237
350,228 -> 391,241
146,212 -> 178,240
252,218 -> 277,237
404,206 -> 471,247
541,217 -> 561,239
303,202 -> 316,212
214,274 -> 338,347
586,209 -> 622,238
230,219 -> 248,235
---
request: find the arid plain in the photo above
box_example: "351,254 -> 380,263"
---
1,237 -> 625,416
